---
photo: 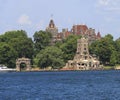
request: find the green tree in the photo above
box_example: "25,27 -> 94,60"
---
0,43 -> 17,68
0,30 -> 34,68
9,37 -> 34,58
0,30 -> 27,43
34,46 -> 65,69
115,38 -> 120,64
33,30 -> 52,54
110,51 -> 117,66
60,35 -> 81,62
90,34 -> 116,65
55,40 -> 63,48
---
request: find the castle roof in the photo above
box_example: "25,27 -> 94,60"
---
97,31 -> 101,39
49,19 -> 55,28
72,25 -> 88,35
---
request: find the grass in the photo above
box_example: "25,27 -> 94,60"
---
103,66 -> 115,70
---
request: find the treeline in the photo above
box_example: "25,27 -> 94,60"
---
0,30 -> 33,68
33,30 -> 81,69
0,30 -> 119,68
89,34 -> 120,66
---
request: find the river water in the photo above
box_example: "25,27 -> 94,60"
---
0,70 -> 120,100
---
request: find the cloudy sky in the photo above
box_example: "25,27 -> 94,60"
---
0,0 -> 120,39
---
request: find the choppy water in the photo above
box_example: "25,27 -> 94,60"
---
0,70 -> 120,100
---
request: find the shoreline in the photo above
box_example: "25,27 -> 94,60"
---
23,68 -> 118,72
1,68 -> 120,73
4,65 -> 119,72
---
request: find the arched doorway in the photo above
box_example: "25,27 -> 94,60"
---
16,57 -> 31,71
19,62 -> 27,71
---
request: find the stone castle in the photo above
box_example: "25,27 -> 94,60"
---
46,19 -> 101,44
46,19 -> 101,70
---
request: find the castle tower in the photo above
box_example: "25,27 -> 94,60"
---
46,19 -> 58,38
74,37 -> 89,61
64,37 -> 100,70
96,31 -> 101,39
49,19 -> 55,28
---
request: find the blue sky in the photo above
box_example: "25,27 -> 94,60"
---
0,0 -> 120,39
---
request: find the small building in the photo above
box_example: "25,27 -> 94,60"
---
16,57 -> 31,71
64,37 -> 101,70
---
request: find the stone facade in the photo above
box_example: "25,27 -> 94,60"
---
46,19 -> 59,43
71,25 -> 101,43
64,37 -> 100,70
45,19 -> 101,44
16,57 -> 31,71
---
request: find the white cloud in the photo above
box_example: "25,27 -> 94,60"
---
98,0 -> 110,6
18,14 -> 32,25
96,0 -> 120,7
106,7 -> 120,12
96,0 -> 120,12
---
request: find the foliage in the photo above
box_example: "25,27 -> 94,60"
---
0,30 -> 27,43
110,51 -> 117,66
9,37 -> 34,58
54,40 -> 63,48
115,38 -> 120,64
33,30 -> 52,55
0,28 -> 119,69
34,46 -> 65,69
89,34 -> 119,66
0,43 -> 17,68
0,30 -> 34,68
60,34 -> 81,62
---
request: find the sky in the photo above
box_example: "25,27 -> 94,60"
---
0,0 -> 120,39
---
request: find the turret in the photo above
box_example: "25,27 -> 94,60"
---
49,19 -> 55,28
96,31 -> 101,39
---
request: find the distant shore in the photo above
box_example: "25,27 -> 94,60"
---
28,66 -> 120,72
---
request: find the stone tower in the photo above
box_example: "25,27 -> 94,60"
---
46,19 -> 58,43
65,37 -> 100,70
74,37 -> 89,61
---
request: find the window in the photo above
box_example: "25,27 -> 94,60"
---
85,56 -> 87,59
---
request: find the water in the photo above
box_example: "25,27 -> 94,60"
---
0,70 -> 120,100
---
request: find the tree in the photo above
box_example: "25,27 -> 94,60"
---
115,38 -> 120,64
0,30 -> 34,68
55,40 -> 63,48
110,51 -> 117,66
0,43 -> 17,68
60,35 -> 81,62
33,30 -> 52,54
89,34 -> 116,65
9,37 -> 34,59
0,30 -> 27,43
34,46 -> 65,69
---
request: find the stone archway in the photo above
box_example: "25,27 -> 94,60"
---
16,57 -> 31,71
